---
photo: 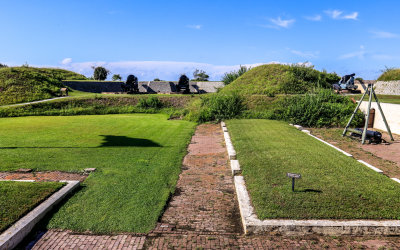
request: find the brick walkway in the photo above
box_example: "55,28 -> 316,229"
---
22,124 -> 400,249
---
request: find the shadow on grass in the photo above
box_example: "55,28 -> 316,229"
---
295,189 -> 323,193
0,135 -> 161,149
99,135 -> 161,147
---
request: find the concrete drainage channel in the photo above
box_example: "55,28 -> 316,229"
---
221,121 -> 400,236
0,180 -> 79,249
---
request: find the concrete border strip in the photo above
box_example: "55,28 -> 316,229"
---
221,123 -> 236,160
0,180 -> 80,249
226,122 -> 400,235
230,160 -> 241,176
391,178 -> 400,184
292,124 -> 353,157
357,160 -> 384,174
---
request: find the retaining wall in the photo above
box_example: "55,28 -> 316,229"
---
374,81 -> 400,95
62,80 -> 224,94
359,101 -> 400,134
62,81 -> 124,93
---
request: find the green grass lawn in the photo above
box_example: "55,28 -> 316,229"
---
226,119 -> 400,220
353,94 -> 400,104
0,181 -> 64,233
0,114 -> 196,233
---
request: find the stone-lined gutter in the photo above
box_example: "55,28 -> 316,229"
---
0,180 -> 80,249
221,121 -> 400,236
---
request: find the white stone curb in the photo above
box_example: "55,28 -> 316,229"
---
230,160 -> 241,176
391,178 -> 400,184
222,125 -> 237,160
0,180 -> 80,249
292,124 -> 353,157
357,160 -> 384,174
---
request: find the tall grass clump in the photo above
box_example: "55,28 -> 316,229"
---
137,96 -> 163,109
274,89 -> 363,127
186,93 -> 245,122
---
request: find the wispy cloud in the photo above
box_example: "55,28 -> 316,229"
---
266,17 -> 295,29
325,10 -> 358,20
305,15 -> 322,21
186,24 -> 202,30
61,58 -> 72,65
289,49 -> 319,58
339,45 -> 366,59
369,30 -> 399,39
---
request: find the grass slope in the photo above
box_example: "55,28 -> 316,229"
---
378,68 -> 400,81
0,114 -> 195,233
0,67 -> 86,105
227,119 -> 400,219
353,94 -> 400,105
0,181 -> 64,233
220,64 -> 339,96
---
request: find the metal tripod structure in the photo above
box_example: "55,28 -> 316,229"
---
342,83 -> 394,144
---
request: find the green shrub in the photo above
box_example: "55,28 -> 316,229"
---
222,65 -> 250,85
186,93 -> 245,122
137,96 -> 163,109
273,89 -> 363,127
378,67 -> 400,81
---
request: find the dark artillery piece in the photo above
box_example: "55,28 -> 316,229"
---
121,74 -> 138,93
332,73 -> 358,93
177,74 -> 190,94
348,128 -> 384,144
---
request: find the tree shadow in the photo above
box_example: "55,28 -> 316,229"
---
0,135 -> 161,149
98,135 -> 161,147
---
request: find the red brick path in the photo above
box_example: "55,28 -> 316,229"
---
21,124 -> 400,249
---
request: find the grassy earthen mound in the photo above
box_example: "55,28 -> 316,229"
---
378,68 -> 400,81
220,64 -> 339,96
0,67 -> 86,105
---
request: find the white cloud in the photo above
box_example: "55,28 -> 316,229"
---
305,15 -> 322,21
343,12 -> 358,20
325,10 -> 358,20
61,58 -> 72,65
268,17 -> 295,29
289,49 -> 319,58
186,24 -> 202,30
339,45 -> 366,59
53,60 -> 310,81
370,30 -> 399,39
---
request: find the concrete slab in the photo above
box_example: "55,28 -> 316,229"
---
0,181 -> 80,249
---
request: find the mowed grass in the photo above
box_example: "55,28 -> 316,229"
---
0,181 -> 64,233
226,119 -> 400,219
0,114 -> 195,233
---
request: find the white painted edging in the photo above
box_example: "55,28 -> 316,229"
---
357,160 -> 384,174
0,180 -> 80,250
228,123 -> 400,235
221,123 -> 236,160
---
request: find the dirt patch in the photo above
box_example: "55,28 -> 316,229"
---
0,171 -> 87,182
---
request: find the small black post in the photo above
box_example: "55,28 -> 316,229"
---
292,178 -> 295,191
287,173 -> 301,192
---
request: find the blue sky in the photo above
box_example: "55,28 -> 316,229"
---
1,0 -> 400,80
